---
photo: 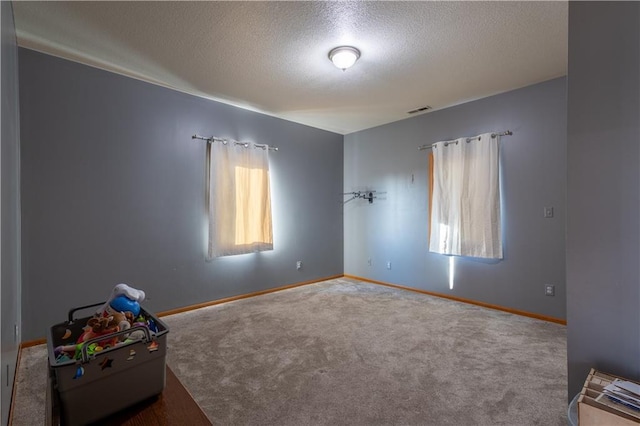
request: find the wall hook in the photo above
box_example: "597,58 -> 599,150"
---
343,190 -> 378,204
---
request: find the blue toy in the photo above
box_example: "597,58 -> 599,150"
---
110,294 -> 141,316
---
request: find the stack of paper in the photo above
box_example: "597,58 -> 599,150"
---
595,378 -> 640,418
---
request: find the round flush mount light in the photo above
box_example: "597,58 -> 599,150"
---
328,46 -> 360,70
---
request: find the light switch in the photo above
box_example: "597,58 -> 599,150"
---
544,207 -> 554,218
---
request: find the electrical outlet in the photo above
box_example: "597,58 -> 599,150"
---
367,258 -> 372,266
386,261 -> 392,270
296,261 -> 302,270
14,324 -> 18,342
544,207 -> 554,218
545,284 -> 555,296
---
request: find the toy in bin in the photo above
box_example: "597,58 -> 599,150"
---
47,283 -> 169,425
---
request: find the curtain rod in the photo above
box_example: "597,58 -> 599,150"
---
418,130 -> 512,151
192,134 -> 279,151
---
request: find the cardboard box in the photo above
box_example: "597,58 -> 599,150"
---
578,369 -> 640,426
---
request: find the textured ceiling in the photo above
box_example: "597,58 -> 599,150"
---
12,1 -> 568,135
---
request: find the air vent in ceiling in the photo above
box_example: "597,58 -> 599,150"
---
407,106 -> 432,114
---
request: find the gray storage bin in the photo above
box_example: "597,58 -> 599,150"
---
47,303 -> 169,425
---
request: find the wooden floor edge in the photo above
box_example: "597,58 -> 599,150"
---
8,344 -> 24,426
157,274 -> 344,317
20,338 -> 47,348
19,273 -> 565,345
19,275 -> 345,344
344,274 -> 567,325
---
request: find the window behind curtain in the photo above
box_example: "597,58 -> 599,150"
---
208,141 -> 273,258
233,165 -> 272,246
428,133 -> 502,259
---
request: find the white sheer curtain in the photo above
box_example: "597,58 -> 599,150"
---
208,141 -> 273,258
429,132 -> 502,259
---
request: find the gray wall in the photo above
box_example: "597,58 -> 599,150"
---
567,2 -> 640,398
1,2 -> 22,425
344,78 -> 567,320
19,49 -> 343,341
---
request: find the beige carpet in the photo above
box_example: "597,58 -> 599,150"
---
11,277 -> 567,425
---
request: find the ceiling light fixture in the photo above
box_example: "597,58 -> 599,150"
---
328,46 -> 360,71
